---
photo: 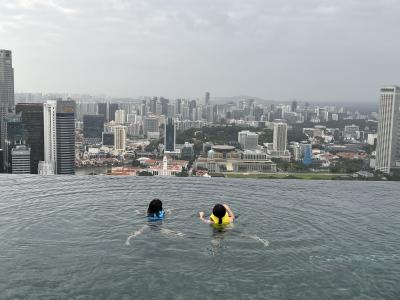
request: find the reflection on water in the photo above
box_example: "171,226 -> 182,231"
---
1,175 -> 400,299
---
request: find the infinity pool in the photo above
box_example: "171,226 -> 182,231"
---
1,175 -> 399,299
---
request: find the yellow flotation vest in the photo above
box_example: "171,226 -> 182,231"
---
210,212 -> 231,225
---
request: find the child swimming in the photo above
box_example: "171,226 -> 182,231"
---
126,199 -> 182,245
147,198 -> 165,221
199,203 -> 235,226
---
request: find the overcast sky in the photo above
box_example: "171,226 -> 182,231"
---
1,0 -> 399,102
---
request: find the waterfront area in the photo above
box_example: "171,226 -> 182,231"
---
1,175 -> 400,299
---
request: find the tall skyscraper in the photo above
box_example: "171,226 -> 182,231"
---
0,49 -> 15,171
11,145 -> 30,174
56,100 -> 76,175
291,100 -> 298,113
102,132 -> 114,146
42,100 -> 57,174
4,114 -> 28,173
16,103 -> 44,173
160,98 -> 169,116
164,117 -> 176,152
114,109 -> 126,124
109,103 -> 118,122
205,92 -> 210,106
375,86 -> 400,173
0,49 -> 14,112
83,114 -> 104,144
98,102 -> 108,123
175,99 -> 182,115
273,122 -> 288,154
41,99 -> 75,175
113,125 -> 126,151
143,116 -> 159,136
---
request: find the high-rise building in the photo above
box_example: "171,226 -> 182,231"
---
56,100 -> 75,175
375,86 -> 400,173
164,117 -> 176,152
0,49 -> 15,170
206,105 -> 214,123
102,132 -> 114,146
273,122 -> 288,153
16,103 -> 44,173
43,100 -> 57,173
160,98 -> 169,116
291,100 -> 298,113
238,130 -> 259,150
205,92 -> 210,106
115,109 -> 126,124
113,126 -> 126,151
4,114 -> 28,173
83,114 -> 104,144
97,102 -> 118,123
97,102 -> 107,123
175,99 -> 182,115
109,103 -> 118,122
0,149 -> 3,172
0,49 -> 14,112
302,143 -> 313,166
11,145 -> 30,174
76,102 -> 97,121
144,116 -> 159,136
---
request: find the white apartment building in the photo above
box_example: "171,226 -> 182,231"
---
273,122 -> 288,153
238,130 -> 259,150
113,125 -> 127,151
115,109 -> 126,124
375,86 -> 400,173
42,100 -> 57,172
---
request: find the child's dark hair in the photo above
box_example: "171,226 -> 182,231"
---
212,204 -> 226,224
148,199 -> 163,217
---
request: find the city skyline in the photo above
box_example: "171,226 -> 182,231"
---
1,1 -> 400,103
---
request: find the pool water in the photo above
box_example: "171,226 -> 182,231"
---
1,175 -> 400,299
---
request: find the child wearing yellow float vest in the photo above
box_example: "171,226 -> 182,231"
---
199,203 -> 235,226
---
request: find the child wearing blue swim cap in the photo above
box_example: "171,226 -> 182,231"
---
147,198 -> 165,221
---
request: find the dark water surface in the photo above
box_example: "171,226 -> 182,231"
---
1,175 -> 400,299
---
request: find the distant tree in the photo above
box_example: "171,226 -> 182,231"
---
330,159 -> 364,173
389,169 -> 400,181
175,166 -> 189,177
287,129 -> 308,143
145,139 -> 161,152
259,129 -> 273,144
362,144 -> 375,155
138,171 -> 153,176
132,160 -> 141,167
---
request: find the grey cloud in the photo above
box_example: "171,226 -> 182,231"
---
1,0 -> 400,102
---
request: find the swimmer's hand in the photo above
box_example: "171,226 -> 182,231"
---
223,203 -> 235,221
199,211 -> 212,224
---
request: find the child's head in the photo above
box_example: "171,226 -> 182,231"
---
212,204 -> 226,224
148,198 -> 163,216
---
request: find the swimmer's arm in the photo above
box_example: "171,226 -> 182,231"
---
223,203 -> 235,221
126,225 -> 148,245
199,211 -> 213,224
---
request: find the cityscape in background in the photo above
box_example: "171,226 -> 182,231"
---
1,49 -> 400,180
